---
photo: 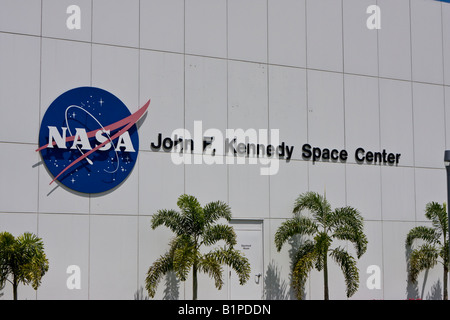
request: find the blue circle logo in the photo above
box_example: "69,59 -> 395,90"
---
38,87 -> 149,194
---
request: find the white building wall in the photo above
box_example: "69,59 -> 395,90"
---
0,0 -> 450,300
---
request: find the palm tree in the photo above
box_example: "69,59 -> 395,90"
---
0,232 -> 49,300
406,202 -> 448,300
145,194 -> 251,300
275,191 -> 368,300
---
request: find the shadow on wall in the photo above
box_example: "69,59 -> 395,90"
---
162,272 -> 180,300
265,236 -> 444,300
133,240 -> 444,300
135,272 -> 180,300
264,261 -> 291,300
405,246 -> 442,300
427,281 -> 443,300
405,245 -> 419,299
264,235 -> 304,300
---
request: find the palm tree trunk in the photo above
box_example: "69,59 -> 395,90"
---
13,275 -> 18,300
193,263 -> 198,300
444,232 -> 448,300
324,254 -> 329,300
444,264 -> 448,300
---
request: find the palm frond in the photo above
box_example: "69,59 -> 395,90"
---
0,232 -> 16,282
425,202 -> 448,236
408,243 -> 439,283
293,192 -> 331,225
4,232 -> 50,291
18,233 -> 49,290
330,208 -> 368,258
291,241 -> 317,300
313,232 -> 331,271
209,247 -> 251,285
202,224 -> 237,247
203,201 -> 232,225
177,194 -> 205,234
145,252 -> 174,298
151,209 -> 184,235
172,236 -> 198,281
198,254 -> 224,290
177,194 -> 203,218
330,247 -> 359,298
406,226 -> 441,247
332,226 -> 368,259
329,207 -> 364,230
274,215 -> 318,252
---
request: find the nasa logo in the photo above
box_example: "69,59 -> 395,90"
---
37,87 -> 150,194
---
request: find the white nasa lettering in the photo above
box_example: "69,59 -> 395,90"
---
95,129 -> 112,151
71,128 -> 91,151
48,126 -> 68,149
115,131 -> 135,152
46,127 -> 136,152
